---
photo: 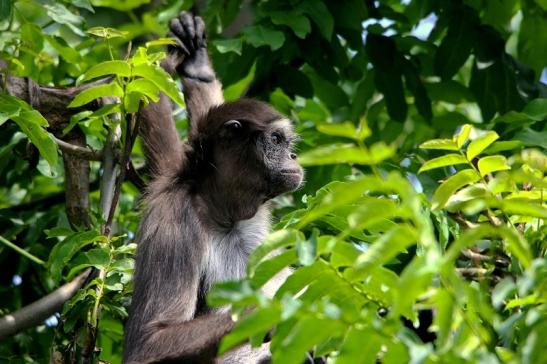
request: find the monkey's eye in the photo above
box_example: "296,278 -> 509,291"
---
271,132 -> 283,144
224,120 -> 242,130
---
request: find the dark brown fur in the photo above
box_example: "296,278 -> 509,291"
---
123,12 -> 303,364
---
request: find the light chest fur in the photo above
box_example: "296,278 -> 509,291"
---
202,204 -> 271,291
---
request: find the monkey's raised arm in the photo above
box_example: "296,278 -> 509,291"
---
138,12 -> 223,177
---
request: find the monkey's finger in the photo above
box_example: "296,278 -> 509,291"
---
194,16 -> 206,48
179,12 -> 196,46
169,19 -> 193,53
167,30 -> 190,56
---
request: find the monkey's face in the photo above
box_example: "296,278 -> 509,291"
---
196,99 -> 304,200
257,118 -> 303,197
209,123 -> 303,200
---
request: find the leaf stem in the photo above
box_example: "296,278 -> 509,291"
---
0,235 -> 45,266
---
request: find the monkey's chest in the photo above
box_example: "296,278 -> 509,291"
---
201,209 -> 270,292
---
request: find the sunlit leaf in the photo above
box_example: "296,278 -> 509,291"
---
477,155 -> 510,176
431,169 -> 480,210
467,131 -> 499,160
419,139 -> 459,151
418,154 -> 468,173
132,64 -> 184,107
81,61 -> 131,82
299,143 -> 394,166
457,124 -> 473,148
68,82 -> 124,108
88,26 -> 128,38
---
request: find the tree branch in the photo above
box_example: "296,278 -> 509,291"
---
52,136 -> 103,161
0,269 -> 91,340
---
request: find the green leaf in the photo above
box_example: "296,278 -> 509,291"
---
515,128 -> 547,149
145,38 -> 177,48
519,5 -> 547,77
433,289 -> 455,348
431,169 -> 481,210
46,35 -> 81,64
270,11 -> 311,39
296,231 -> 317,266
434,6 -> 476,79
467,131 -> 499,160
0,0 -> 12,19
81,60 -> 131,82
125,79 -> 160,112
48,230 -> 101,283
248,230 -> 303,273
299,143 -> 394,166
522,98 -> 547,121
419,139 -> 459,151
0,93 -> 23,125
72,0 -> 94,12
477,155 -> 510,176
219,307 -> 281,354
213,38 -> 243,55
67,247 -> 111,279
336,327 -> 382,364
250,250 -> 297,289
501,200 -> 547,219
132,64 -> 184,107
349,225 -> 417,278
243,26 -> 285,51
87,26 -> 128,38
44,3 -> 85,36
275,260 -> 329,298
483,140 -> 523,154
68,82 -> 124,108
299,0 -> 333,40
90,0 -> 149,11
316,122 -> 357,140
12,111 -> 58,169
457,124 -> 473,148
418,154 -> 468,173
273,317 -> 343,364
445,225 -> 532,268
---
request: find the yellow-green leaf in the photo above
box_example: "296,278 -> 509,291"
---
68,82 -> 124,108
501,200 -> 547,219
432,169 -> 480,210
419,139 -> 459,151
81,60 -> 131,82
418,153 -> 468,173
299,143 -> 394,166
457,124 -> 472,147
132,64 -> 184,107
317,122 -> 357,140
477,155 -> 510,176
467,131 -> 499,160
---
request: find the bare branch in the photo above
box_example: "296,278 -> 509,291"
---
53,136 -> 103,161
0,269 -> 91,340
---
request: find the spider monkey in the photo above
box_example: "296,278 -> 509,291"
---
123,12 -> 303,364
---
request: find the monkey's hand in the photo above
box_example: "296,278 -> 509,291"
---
168,12 -> 216,82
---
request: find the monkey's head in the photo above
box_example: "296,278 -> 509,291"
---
189,99 -> 304,201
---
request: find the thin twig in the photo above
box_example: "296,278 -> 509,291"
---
52,136 -> 103,161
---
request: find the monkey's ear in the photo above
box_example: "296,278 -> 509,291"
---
224,120 -> 242,130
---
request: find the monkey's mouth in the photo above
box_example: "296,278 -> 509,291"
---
280,168 -> 302,175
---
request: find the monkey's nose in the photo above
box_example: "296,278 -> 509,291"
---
290,153 -> 297,160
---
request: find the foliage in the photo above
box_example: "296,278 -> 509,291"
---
0,0 -> 545,363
